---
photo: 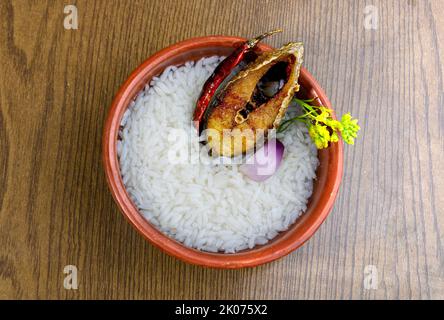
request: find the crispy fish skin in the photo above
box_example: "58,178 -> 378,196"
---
205,42 -> 304,157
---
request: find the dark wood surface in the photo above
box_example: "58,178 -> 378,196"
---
1,0 -> 443,299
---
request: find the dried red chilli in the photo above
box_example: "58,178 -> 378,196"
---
193,29 -> 282,131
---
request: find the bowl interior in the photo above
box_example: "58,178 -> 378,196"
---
103,36 -> 343,268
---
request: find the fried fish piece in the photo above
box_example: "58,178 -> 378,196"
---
204,42 -> 304,157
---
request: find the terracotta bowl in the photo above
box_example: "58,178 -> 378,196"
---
103,36 -> 343,268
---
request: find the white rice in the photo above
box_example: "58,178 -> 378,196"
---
118,56 -> 319,253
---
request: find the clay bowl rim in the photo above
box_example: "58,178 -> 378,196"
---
102,35 -> 343,269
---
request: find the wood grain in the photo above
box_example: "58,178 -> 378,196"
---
0,0 -> 443,299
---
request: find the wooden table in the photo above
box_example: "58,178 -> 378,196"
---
1,0 -> 443,299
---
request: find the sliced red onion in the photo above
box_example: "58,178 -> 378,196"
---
239,138 -> 285,182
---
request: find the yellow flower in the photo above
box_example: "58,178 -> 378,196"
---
326,119 -> 343,131
314,107 -> 332,123
340,113 -> 360,145
330,131 -> 339,142
283,98 -> 361,149
309,124 -> 331,149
